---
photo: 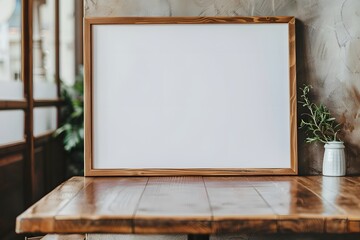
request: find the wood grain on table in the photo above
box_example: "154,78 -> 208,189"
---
16,176 -> 360,234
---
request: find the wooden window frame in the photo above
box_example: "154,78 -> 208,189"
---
0,0 -> 63,205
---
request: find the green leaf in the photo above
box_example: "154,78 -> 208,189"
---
298,84 -> 342,144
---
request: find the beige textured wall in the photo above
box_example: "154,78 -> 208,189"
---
84,0 -> 360,175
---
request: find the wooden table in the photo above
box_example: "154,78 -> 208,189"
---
16,176 -> 360,239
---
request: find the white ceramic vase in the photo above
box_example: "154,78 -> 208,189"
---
322,141 -> 346,176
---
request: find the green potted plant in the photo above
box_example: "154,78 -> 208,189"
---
299,85 -> 345,176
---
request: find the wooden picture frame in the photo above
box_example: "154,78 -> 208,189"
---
84,17 -> 297,176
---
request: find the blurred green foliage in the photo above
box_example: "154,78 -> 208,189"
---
55,67 -> 84,176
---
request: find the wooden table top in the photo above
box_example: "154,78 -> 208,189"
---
16,176 -> 360,235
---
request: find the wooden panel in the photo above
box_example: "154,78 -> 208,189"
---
134,177 -> 212,234
34,99 -> 64,107
33,136 -> 65,193
55,178 -> 148,233
33,147 -> 46,201
0,154 -> 24,239
43,137 -> 65,193
22,0 -> 35,207
16,177 -> 92,233
0,141 -> 26,155
204,177 -> 277,234
0,100 -> 27,110
31,132 -> 65,196
34,132 -> 55,145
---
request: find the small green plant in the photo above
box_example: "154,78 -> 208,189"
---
299,85 -> 342,144
54,66 -> 84,176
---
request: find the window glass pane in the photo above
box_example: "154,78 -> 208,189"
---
60,0 -> 75,85
33,81 -> 57,99
34,107 -> 57,136
0,0 -> 23,99
33,0 -> 58,99
0,81 -> 23,100
0,110 -> 24,145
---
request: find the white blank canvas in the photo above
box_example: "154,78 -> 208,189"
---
92,23 -> 291,169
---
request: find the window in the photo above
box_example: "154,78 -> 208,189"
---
0,1 -> 82,238
0,110 -> 24,145
0,0 -> 62,205
33,0 -> 58,100
0,0 -> 23,100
